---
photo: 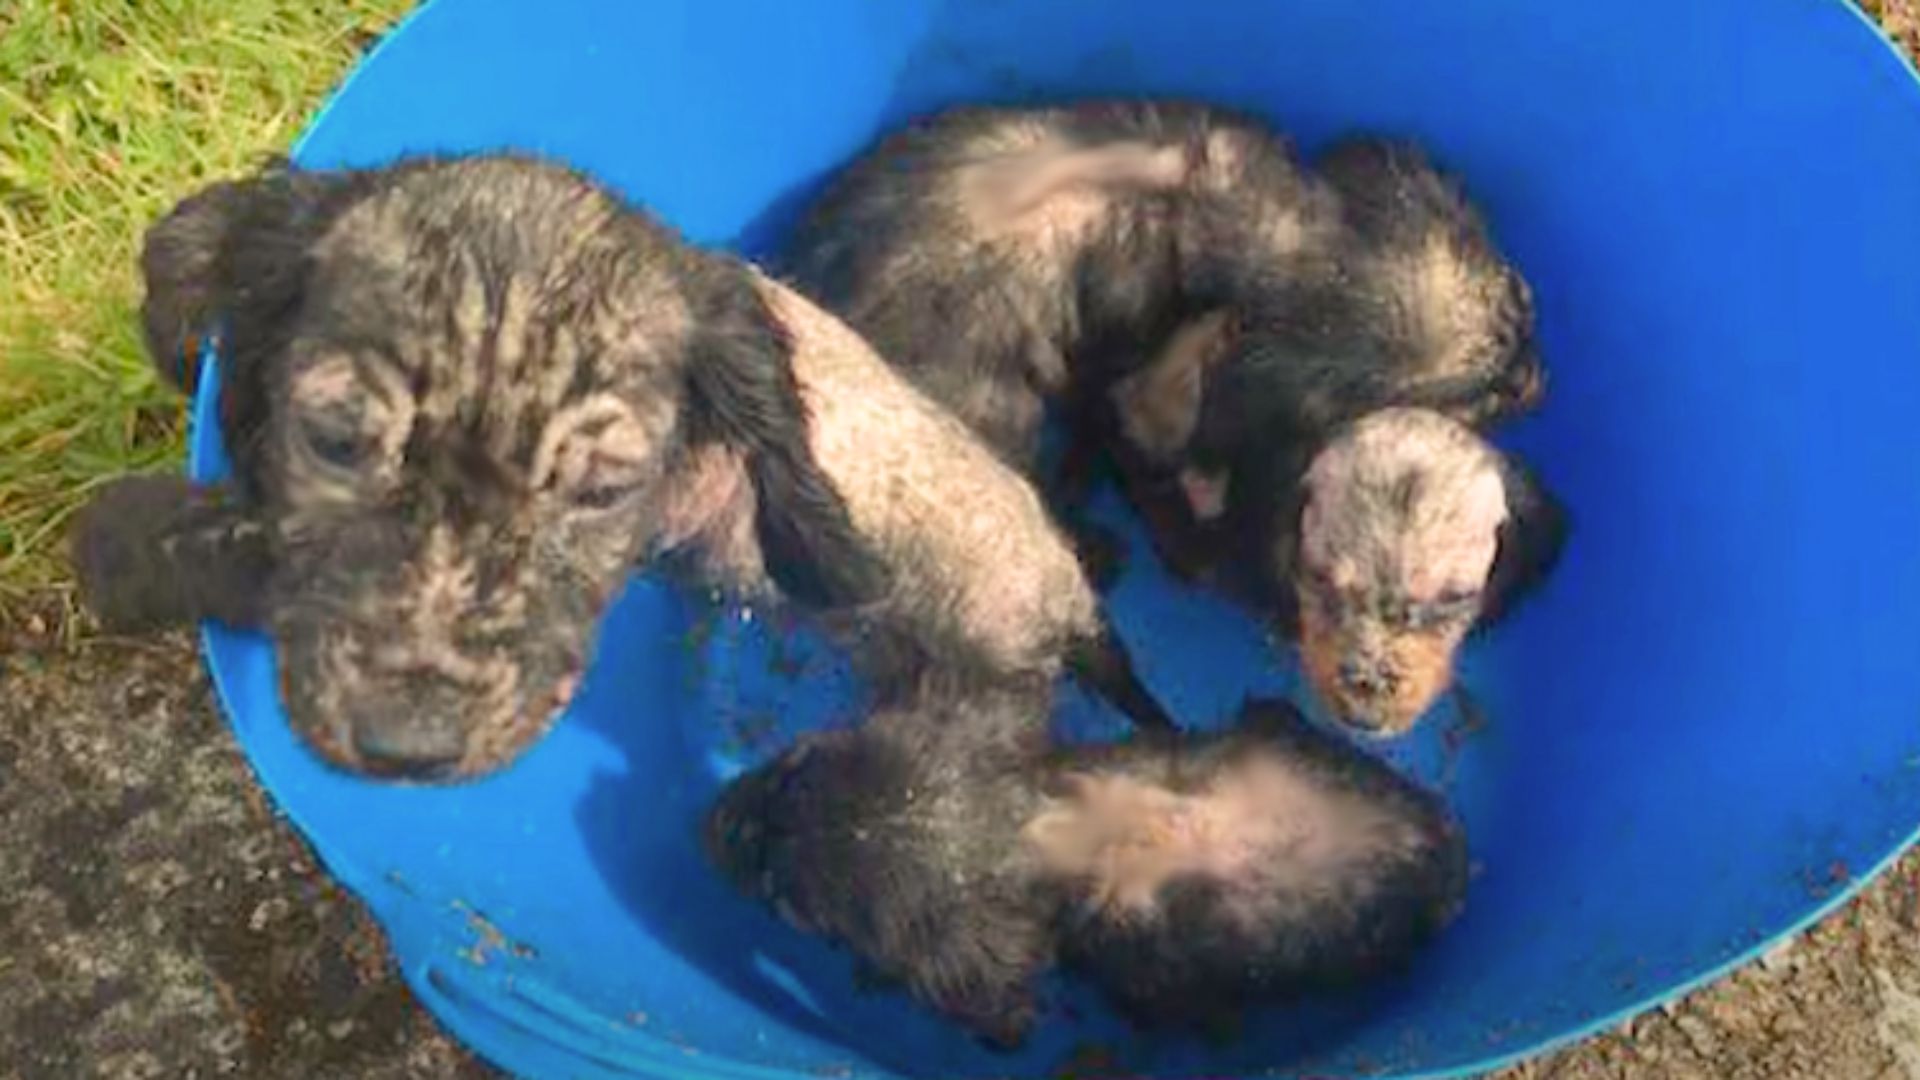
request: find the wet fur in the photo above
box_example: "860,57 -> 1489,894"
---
1107,134 -> 1547,587
703,693 -> 1466,1047
782,105 -> 1539,527
86,153 -> 892,777
1045,700 -> 1466,1032
703,682 -> 1061,1048
1227,409 -> 1568,732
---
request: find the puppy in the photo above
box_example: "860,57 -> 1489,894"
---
74,153 -> 1169,780
784,107 -> 1561,733
704,691 -> 1467,1048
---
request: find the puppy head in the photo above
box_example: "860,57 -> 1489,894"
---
163,155 -> 715,779
1293,409 -> 1508,735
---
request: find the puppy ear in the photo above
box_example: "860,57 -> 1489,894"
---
69,475 -> 275,632
140,160 -> 366,419
1478,455 -> 1569,627
680,269 -> 893,610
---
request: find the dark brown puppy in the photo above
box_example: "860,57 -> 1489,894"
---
785,99 -> 1339,477
786,106 -> 1561,734
703,691 -> 1467,1048
73,153 -> 1168,779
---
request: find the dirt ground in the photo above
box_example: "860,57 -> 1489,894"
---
2,623 -> 1920,1080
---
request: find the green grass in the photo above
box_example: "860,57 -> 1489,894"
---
0,0 -> 413,612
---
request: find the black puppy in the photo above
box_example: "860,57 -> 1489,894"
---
787,106 -> 1563,734
73,153 -> 1170,779
703,690 -> 1467,1048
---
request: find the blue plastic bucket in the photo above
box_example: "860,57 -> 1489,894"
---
189,1 -> 1920,1076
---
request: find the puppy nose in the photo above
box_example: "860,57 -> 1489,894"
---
351,724 -> 465,779
1339,657 -> 1398,698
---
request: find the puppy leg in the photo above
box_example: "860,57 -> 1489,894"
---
69,475 -> 274,632
1103,453 -> 1227,587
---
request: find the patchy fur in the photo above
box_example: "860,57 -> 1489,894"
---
1047,697 -> 1467,1031
784,100 -> 1337,475
752,275 -> 1102,683
655,272 -> 1173,729
704,692 -> 1466,1047
703,682 -> 1061,1049
85,153 -> 886,779
782,108 -> 1559,739
69,475 -> 273,633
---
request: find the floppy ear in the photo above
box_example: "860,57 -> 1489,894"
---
680,270 -> 893,610
141,161 -> 373,487
1478,454 -> 1569,627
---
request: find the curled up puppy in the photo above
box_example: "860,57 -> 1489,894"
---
703,689 -> 1467,1049
1084,134 -> 1568,735
72,152 -> 1170,780
782,99 -> 1340,574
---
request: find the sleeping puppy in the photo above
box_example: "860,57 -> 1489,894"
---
703,680 -> 1061,1049
1113,133 -> 1545,565
73,153 -> 1170,780
703,691 -> 1467,1048
1104,139 -> 1563,734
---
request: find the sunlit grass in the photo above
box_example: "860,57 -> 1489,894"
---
0,0 -> 412,612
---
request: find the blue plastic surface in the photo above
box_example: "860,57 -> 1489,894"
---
187,0 -> 1920,1076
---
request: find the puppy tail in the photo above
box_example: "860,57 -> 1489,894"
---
69,475 -> 274,632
